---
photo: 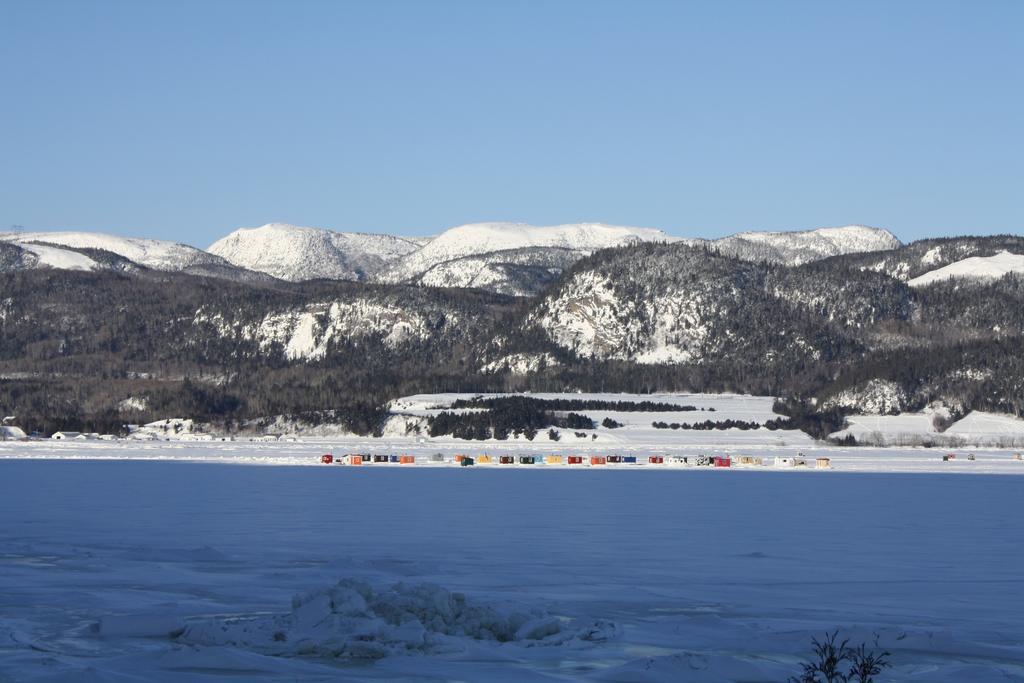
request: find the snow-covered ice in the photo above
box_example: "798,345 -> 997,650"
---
5,433 -> 1024,472
2,457 -> 1023,681
178,577 -> 616,660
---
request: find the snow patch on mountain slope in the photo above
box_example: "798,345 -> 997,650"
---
131,418 -> 204,440
908,250 -> 1024,287
921,245 -> 944,266
13,242 -> 99,271
195,300 -> 455,361
480,352 -> 559,374
117,396 -> 149,413
209,223 -> 420,281
0,231 -> 220,270
823,379 -> 909,414
533,272 -> 634,359
532,271 -> 707,364
866,259 -> 912,280
377,222 -> 676,285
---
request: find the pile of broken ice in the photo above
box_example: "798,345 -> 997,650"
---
178,578 -> 618,659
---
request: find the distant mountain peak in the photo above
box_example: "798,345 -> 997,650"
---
208,223 -> 421,282
375,222 -> 678,287
0,229 -> 226,272
710,224 -> 900,265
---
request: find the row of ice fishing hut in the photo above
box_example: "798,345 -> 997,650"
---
319,453 -> 832,469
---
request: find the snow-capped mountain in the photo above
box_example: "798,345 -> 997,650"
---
707,225 -> 900,265
208,224 -> 421,282
374,222 -> 678,290
2,222 -> 903,295
209,221 -> 899,291
0,231 -> 224,271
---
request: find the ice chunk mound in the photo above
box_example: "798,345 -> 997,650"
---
178,578 -> 617,659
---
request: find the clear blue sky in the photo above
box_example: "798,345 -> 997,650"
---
1,0 -> 1021,247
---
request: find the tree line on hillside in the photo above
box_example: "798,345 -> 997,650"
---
653,419 -> 762,430
449,396 -> 705,412
428,397 -> 595,440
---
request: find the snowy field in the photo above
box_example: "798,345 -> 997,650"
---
383,392 -> 818,448
831,411 -> 1024,448
2,459 -> 1024,682
392,392 -> 1024,450
391,391 -> 783,416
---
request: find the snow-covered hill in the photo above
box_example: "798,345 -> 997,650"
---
527,248 -> 752,364
523,241 -> 913,366
375,222 -> 677,289
208,223 -> 421,282
190,286 -> 496,364
827,234 -> 1024,282
0,231 -> 224,271
709,225 -> 900,265
410,247 -> 581,296
2,241 -> 100,272
0,238 -> 148,275
908,250 -> 1024,287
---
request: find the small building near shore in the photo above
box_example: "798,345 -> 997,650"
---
52,431 -> 82,440
0,425 -> 27,441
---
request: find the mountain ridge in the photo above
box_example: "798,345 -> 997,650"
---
2,222 -> 903,292
1,232 -> 1022,435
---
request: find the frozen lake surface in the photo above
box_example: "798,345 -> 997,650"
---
2,460 -> 1023,681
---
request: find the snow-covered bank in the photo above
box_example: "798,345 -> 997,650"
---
830,410 -> 1024,448
2,439 -> 1024,474
20,393 -> 1024,451
1,462 -> 1022,681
